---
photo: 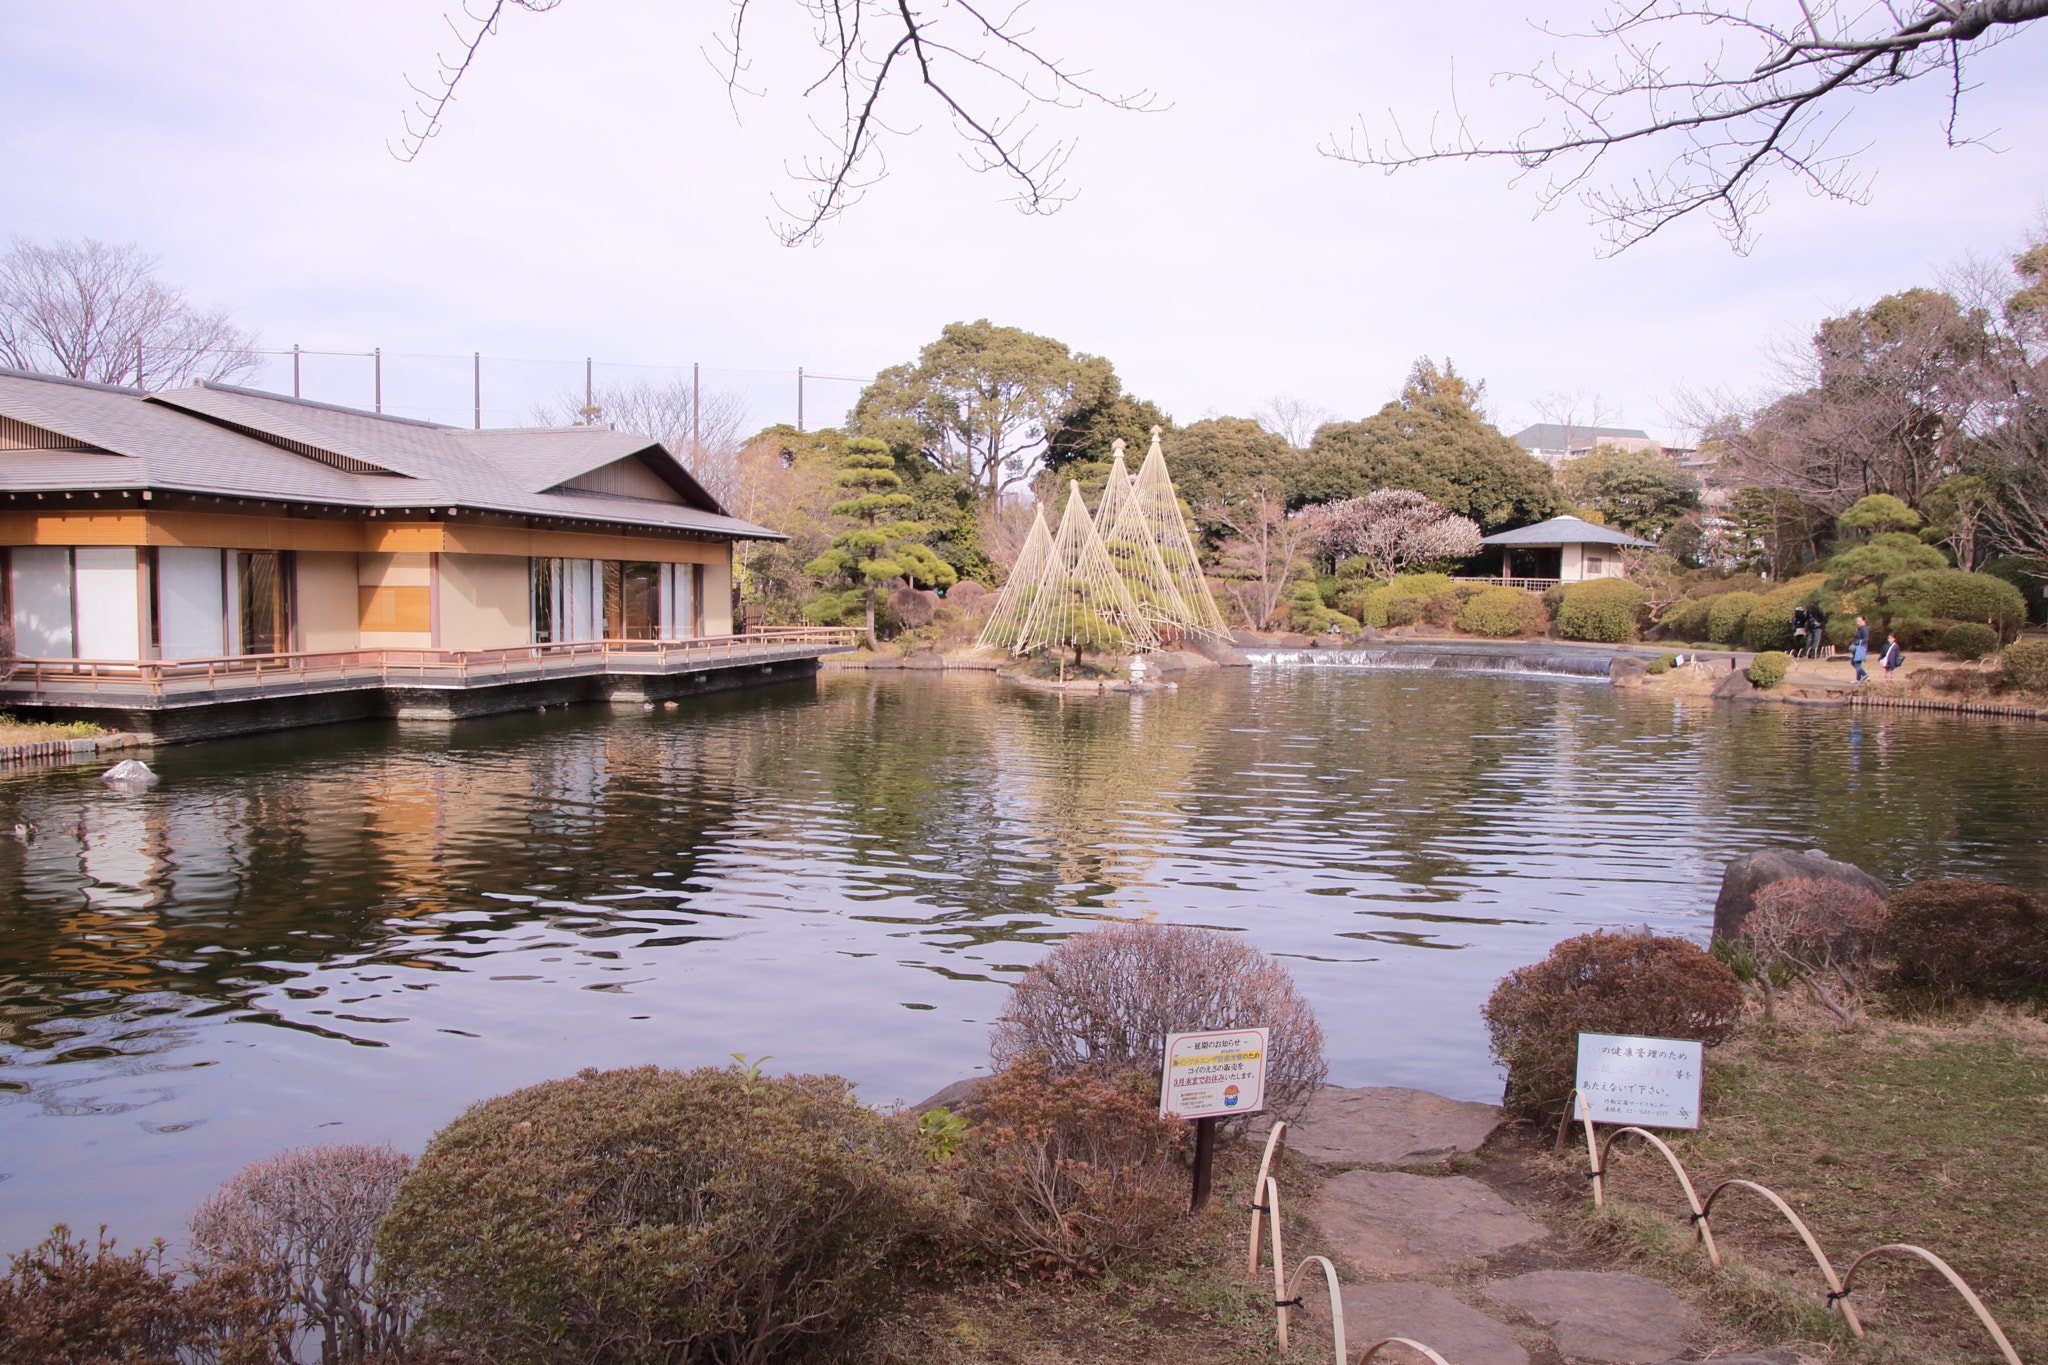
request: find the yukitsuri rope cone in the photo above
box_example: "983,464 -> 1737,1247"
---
1131,426 -> 1229,639
978,505 -> 1054,653
1012,481 -> 1156,657
1097,440 -> 1195,635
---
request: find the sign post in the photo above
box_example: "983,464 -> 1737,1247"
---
1161,1026 -> 1270,1212
1573,1033 -> 1704,1128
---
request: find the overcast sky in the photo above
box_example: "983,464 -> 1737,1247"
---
5,2 -> 2044,445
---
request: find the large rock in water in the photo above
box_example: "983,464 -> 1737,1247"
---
1483,1271 -> 1692,1364
1185,635 -> 1251,667
1714,848 -> 1887,940
1609,655 -> 1648,687
1276,1085 -> 1501,1165
1710,666 -> 1754,699
1304,1171 -> 1547,1275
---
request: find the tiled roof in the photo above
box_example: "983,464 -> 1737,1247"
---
1509,423 -> 1653,451
1478,514 -> 1660,547
0,370 -> 782,541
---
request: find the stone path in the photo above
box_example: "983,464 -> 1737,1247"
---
1279,1086 -> 1767,1364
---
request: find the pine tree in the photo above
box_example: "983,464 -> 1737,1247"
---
805,438 -> 956,649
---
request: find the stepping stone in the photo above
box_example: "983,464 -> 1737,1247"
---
1279,1085 -> 1503,1165
1304,1171 -> 1548,1275
1651,1356 -> 1798,1365
1336,1283 -> 1529,1365
1484,1270 -> 1693,1364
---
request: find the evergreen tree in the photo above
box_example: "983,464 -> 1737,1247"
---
805,438 -> 956,649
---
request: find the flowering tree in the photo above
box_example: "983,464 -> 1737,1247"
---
1306,489 -> 1483,582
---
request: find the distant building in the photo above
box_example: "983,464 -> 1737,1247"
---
1471,515 -> 1659,586
0,370 -> 846,739
1509,423 -> 1661,469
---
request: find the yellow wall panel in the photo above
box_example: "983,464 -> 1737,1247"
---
359,585 -> 432,634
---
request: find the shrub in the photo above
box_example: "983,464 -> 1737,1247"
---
1981,556 -> 2048,624
1881,879 -> 2048,1001
1746,651 -> 1790,689
1742,878 -> 1885,970
1483,933 -> 1743,1119
189,1144 -> 413,1365
1456,586 -> 1549,637
1556,579 -> 1651,643
1350,573 -> 1456,630
1941,621 -> 1999,661
1658,596 -> 1713,642
1645,655 -> 1671,675
1706,591 -> 1762,646
991,922 -> 1327,1129
1284,580 -> 1358,635
956,1059 -> 1187,1272
891,586 -> 938,630
378,1064 -> 951,1365
0,1225 -> 277,1365
1892,569 -> 2028,641
1995,638 -> 2048,692
1741,574 -> 1830,651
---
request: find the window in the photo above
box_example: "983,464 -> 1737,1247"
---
237,551 -> 293,654
1585,555 -> 1605,575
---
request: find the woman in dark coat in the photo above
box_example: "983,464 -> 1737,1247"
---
1850,615 -> 1870,682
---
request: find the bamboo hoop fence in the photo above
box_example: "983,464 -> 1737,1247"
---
1568,1089 -> 2021,1363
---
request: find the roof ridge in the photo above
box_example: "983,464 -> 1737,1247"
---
190,380 -> 454,430
0,366 -> 144,396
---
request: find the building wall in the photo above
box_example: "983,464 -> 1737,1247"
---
297,551 -> 360,651
158,547 -> 228,658
358,552 -> 434,649
701,556 -> 733,634
438,553 -> 532,652
10,546 -> 74,656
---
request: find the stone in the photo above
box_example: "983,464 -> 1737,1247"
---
1304,1171 -> 1547,1275
1483,1270 -> 1692,1364
1710,667 -> 1753,700
1712,848 -> 1887,940
1357,625 -> 1388,642
864,656 -> 904,670
1312,633 -> 1350,649
1186,635 -> 1252,667
1231,630 -> 1268,648
1610,655 -> 1648,687
1651,1356 -> 1799,1365
1278,1085 -> 1501,1165
1334,1283 -> 1528,1365
101,759 -> 158,785
1145,651 -> 1190,672
910,1077 -> 985,1112
1280,633 -> 1313,647
902,653 -> 945,670
1164,649 -> 1216,670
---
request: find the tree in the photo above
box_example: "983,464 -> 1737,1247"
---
1338,1 -> 2048,252
804,437 -> 956,648
1824,531 -> 1950,629
852,320 -> 1114,501
0,237 -> 260,390
1162,418 -> 1301,526
1837,492 -> 1923,537
397,1 -> 1155,245
1043,377 -> 1172,474
1304,490 -> 1483,582
1208,484 -> 1317,630
1559,446 -> 1703,538
1252,396 -> 1338,450
1303,359 -> 1562,531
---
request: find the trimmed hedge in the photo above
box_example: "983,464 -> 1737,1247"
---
1891,569 -> 2027,640
1455,586 -> 1549,637
1941,622 -> 1999,660
1347,573 -> 1456,630
378,1064 -> 950,1365
1880,879 -> 2048,1001
1706,591 -> 1762,646
1659,596 -> 1712,642
1556,579 -> 1650,643
1746,651 -> 1790,688
1996,639 -> 2048,692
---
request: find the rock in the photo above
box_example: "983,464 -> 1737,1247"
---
1713,848 -> 1887,941
1483,1271 -> 1692,1364
1276,1085 -> 1501,1165
1186,635 -> 1251,667
1610,655 -> 1648,687
1304,1172 -> 1548,1275
1333,1283 -> 1528,1365
1279,633 -> 1312,647
1357,625 -> 1388,642
1230,630 -> 1267,648
1710,667 -> 1754,700
864,656 -> 904,670
1652,1356 -> 1798,1365
902,653 -> 945,670
910,1077 -> 985,1112
1164,649 -> 1216,670
1312,633 -> 1349,649
1145,651 -> 1190,673
101,759 -> 158,786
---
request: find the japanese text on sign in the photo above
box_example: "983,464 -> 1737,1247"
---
1160,1027 -> 1270,1120
1573,1032 -> 1704,1129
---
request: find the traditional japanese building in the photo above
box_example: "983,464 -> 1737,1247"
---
0,369 -> 845,739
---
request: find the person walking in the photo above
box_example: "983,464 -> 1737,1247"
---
1850,615 -> 1870,682
1806,604 -> 1828,658
1791,605 -> 1809,658
1881,632 -> 1903,684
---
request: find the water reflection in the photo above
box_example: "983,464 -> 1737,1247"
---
2,669 -> 2044,1251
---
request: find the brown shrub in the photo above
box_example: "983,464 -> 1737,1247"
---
1880,878 -> 2048,1001
990,923 -> 1327,1130
1741,878 -> 1885,968
377,1063 -> 952,1365
1483,933 -> 1744,1120
955,1059 -> 1187,1274
189,1144 -> 414,1365
0,1224 -> 281,1365
890,587 -> 938,630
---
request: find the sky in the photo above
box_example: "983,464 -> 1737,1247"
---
3,2 -> 2044,446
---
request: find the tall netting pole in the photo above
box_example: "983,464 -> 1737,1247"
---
1133,426 -> 1229,638
1014,481 -> 1156,658
1099,440 -> 1194,638
978,505 -> 1055,654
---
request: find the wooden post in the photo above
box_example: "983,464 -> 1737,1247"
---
1190,1115 -> 1218,1211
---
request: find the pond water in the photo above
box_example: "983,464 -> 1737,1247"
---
2,664 -> 2045,1253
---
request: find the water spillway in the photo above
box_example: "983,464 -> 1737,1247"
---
1241,645 -> 1619,679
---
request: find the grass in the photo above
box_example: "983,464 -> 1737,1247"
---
0,713 -> 106,744
1549,994 -> 2047,1364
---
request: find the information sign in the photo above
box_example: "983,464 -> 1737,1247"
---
1160,1027 -> 1269,1120
1573,1032 -> 1703,1129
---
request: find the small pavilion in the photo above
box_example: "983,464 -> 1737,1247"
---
1473,515 -> 1658,587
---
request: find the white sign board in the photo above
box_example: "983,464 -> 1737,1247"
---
1160,1027 -> 1269,1120
1574,1033 -> 1703,1128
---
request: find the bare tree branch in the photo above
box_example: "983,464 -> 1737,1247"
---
1333,0 -> 2047,253
392,1 -> 562,163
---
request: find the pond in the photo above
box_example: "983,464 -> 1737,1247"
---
3,664 -> 2045,1253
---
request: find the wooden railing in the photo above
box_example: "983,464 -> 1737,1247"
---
0,629 -> 863,701
1452,575 -> 1562,590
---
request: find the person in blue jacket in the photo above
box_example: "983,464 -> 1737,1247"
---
1881,631 -> 1903,684
1850,615 -> 1870,682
